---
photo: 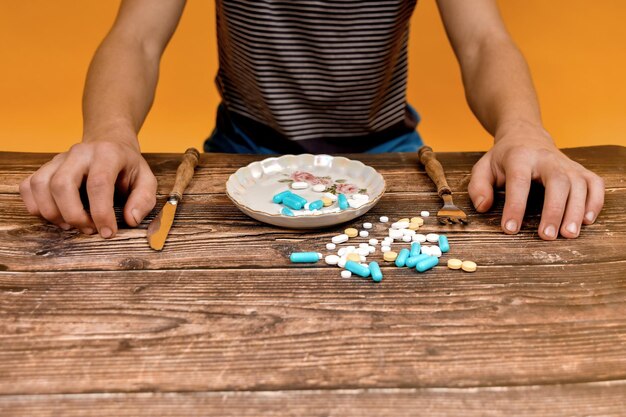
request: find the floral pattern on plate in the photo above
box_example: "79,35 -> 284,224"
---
278,171 -> 367,195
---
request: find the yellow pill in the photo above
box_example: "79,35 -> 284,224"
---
411,217 -> 424,226
383,251 -> 398,262
447,259 -> 463,270
345,228 -> 359,238
321,197 -> 333,207
398,218 -> 410,224
461,260 -> 477,272
408,222 -> 420,230
346,253 -> 361,262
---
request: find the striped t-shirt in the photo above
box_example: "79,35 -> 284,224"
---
214,0 -> 419,153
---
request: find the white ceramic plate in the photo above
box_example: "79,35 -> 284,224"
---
226,154 -> 386,228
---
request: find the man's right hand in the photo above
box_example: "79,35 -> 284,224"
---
19,139 -> 157,238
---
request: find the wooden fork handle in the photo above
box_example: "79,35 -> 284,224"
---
170,148 -> 200,200
418,145 -> 452,197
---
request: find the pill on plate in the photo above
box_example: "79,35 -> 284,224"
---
369,238 -> 378,246
289,194 -> 307,205
359,230 -> 369,238
345,228 -> 358,238
410,241 -> 421,257
345,260 -> 371,278
348,198 -> 368,209
291,181 -> 309,190
381,245 -> 391,253
326,243 -> 336,250
391,221 -> 409,230
290,252 -> 320,263
282,195 -> 304,210
413,234 -> 426,243
379,216 -> 389,223
411,217 -> 424,226
325,255 -> 340,265
341,270 -> 352,278
338,194 -> 349,210
346,253 -> 361,262
363,222 -> 373,229
430,246 -> 442,258
273,190 -> 292,204
395,248 -> 410,267
405,254 -> 430,268
389,229 -> 403,240
438,235 -> 450,253
321,197 -> 333,207
308,200 -> 324,210
352,194 -> 369,201
312,184 -> 326,192
402,235 -> 412,242
324,192 -> 338,201
383,251 -> 398,262
416,256 -> 439,272
426,233 -> 439,243
447,259 -> 463,270
281,207 -> 295,216
332,234 -> 349,244
369,261 -> 383,282
421,211 -> 430,217
461,261 -> 477,272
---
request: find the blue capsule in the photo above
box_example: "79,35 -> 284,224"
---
395,248 -> 410,267
282,195 -> 304,210
345,260 -> 370,278
338,193 -> 349,210
272,190 -> 292,204
290,252 -> 320,263
438,235 -> 450,253
405,254 -> 430,268
415,256 -> 439,273
289,193 -> 307,206
308,200 -> 324,210
410,241 -> 421,257
369,261 -> 383,282
281,207 -> 295,216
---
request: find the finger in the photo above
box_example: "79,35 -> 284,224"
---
538,171 -> 570,240
559,176 -> 587,238
29,155 -> 71,229
87,161 -> 122,239
501,164 -> 532,235
19,174 -> 40,216
123,162 -> 158,227
468,154 -> 495,212
50,152 -> 96,234
582,173 -> 605,225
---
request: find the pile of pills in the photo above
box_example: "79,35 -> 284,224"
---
289,213 -> 478,282
273,187 -> 370,217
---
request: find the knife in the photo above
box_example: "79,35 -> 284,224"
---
147,147 -> 200,251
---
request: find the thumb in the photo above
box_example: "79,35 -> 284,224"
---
123,162 -> 157,227
468,153 -> 495,212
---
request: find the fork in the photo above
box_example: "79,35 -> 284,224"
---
418,145 -> 469,225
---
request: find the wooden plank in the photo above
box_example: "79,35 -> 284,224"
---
1,264 -> 625,395
2,382 -> 626,417
0,188 -> 624,272
1,146 -> 624,195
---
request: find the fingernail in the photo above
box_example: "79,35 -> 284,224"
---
100,227 -> 113,239
59,223 -> 71,231
505,219 -> 518,233
585,211 -> 596,223
83,227 -> 94,235
131,208 -> 143,225
566,222 -> 578,235
544,224 -> 557,238
474,196 -> 485,209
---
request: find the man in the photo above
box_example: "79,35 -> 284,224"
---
19,0 -> 604,241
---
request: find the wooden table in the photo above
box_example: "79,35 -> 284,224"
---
1,146 -> 625,416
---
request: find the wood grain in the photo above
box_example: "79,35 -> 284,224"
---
0,146 -> 625,416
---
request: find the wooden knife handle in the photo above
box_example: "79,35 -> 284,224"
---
170,148 -> 200,200
418,145 -> 452,197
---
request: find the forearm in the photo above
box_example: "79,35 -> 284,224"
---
82,32 -> 160,148
460,36 -> 547,141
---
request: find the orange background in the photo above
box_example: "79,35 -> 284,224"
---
1,0 -> 625,153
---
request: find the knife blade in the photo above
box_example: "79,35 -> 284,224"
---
147,148 -> 200,251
